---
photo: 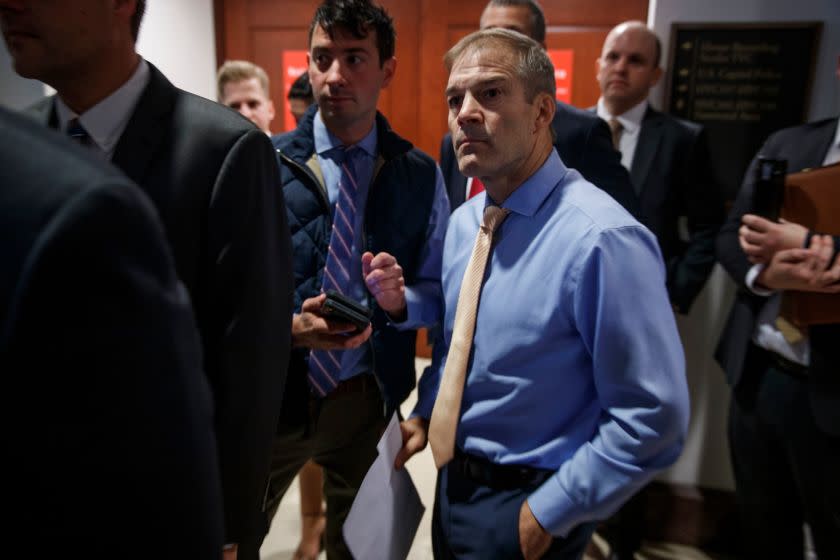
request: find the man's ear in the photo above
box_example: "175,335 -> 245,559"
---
114,0 -> 137,24
381,57 -> 397,89
534,92 -> 556,133
650,66 -> 663,88
114,0 -> 137,20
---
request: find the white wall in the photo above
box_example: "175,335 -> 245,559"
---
0,0 -> 217,109
136,0 -> 217,100
647,0 -> 839,492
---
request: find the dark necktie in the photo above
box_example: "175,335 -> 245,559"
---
308,147 -> 361,397
66,118 -> 92,147
608,118 -> 623,150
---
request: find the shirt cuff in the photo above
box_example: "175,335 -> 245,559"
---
745,264 -> 774,296
390,286 -> 425,330
527,474 -> 579,538
410,369 -> 438,420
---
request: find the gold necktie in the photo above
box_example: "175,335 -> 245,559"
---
608,118 -> 623,150
428,205 -> 510,469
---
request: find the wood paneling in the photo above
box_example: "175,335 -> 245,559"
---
217,0 -> 647,157
416,0 -> 647,157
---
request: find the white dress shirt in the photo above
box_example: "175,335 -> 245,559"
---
55,58 -> 150,160
596,97 -> 648,171
748,117 -> 840,366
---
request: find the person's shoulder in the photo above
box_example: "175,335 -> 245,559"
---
647,109 -> 704,145
556,171 -> 645,234
555,176 -> 658,265
765,117 -> 837,147
0,107 -> 160,268
0,107 -> 129,197
554,100 -> 602,125
172,88 -> 257,137
271,129 -> 297,152
404,145 -> 437,170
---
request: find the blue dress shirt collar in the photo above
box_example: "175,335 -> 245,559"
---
489,149 -> 568,217
313,109 -> 378,159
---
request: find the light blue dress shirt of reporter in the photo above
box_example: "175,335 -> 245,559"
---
313,111 -> 450,381
414,149 -> 689,538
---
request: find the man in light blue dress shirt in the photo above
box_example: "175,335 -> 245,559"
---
400,29 -> 689,560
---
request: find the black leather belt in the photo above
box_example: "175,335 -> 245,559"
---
451,448 -> 554,490
752,344 -> 809,379
767,351 -> 809,379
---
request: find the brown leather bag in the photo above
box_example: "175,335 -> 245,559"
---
779,162 -> 840,326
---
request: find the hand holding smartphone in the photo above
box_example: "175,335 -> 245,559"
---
321,290 -> 372,333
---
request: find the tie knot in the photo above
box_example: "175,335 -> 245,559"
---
482,205 -> 510,233
66,118 -> 91,146
337,145 -> 359,163
337,145 -> 360,176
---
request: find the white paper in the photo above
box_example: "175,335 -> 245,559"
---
343,412 -> 426,559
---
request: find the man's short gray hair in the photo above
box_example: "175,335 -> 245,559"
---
445,28 -> 555,102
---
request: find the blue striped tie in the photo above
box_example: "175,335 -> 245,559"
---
308,147 -> 361,397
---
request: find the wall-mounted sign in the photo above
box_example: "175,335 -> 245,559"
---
282,50 -> 308,132
665,22 -> 821,200
547,49 -> 574,104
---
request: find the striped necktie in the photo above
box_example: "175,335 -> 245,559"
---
308,147 -> 361,397
428,205 -> 510,468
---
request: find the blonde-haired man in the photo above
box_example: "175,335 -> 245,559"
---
218,60 -> 276,134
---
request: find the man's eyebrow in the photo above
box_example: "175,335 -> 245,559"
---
445,77 -> 506,98
311,46 -> 369,55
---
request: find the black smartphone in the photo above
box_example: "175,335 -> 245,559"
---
752,157 -> 787,221
322,290 -> 372,333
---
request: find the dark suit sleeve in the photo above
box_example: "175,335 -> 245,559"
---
205,129 -> 294,543
440,133 -> 465,211
9,184 -> 223,555
668,127 -> 725,312
577,117 -> 641,219
715,139 -> 777,290
439,135 -> 451,167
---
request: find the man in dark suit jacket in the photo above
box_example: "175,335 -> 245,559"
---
1,1 -> 294,556
0,106 -> 224,558
595,21 -> 723,314
715,114 -> 840,560
440,0 -> 639,217
592,22 -> 724,559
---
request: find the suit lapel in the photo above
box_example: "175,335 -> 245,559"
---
27,97 -> 58,129
804,119 -> 837,170
630,107 -> 663,194
111,63 -> 177,187
450,171 -> 467,209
